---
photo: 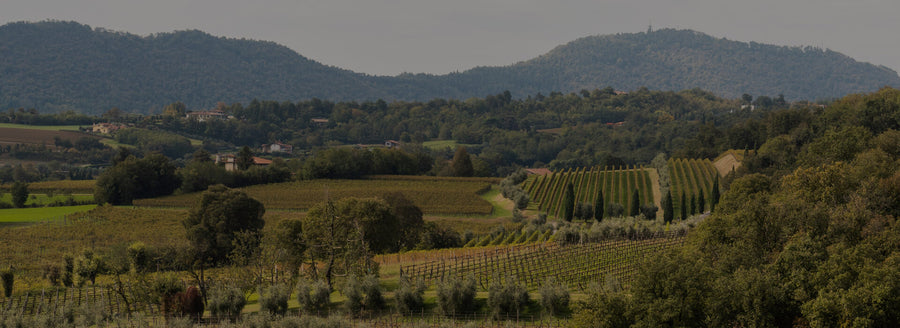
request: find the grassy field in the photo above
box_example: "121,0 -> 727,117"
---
0,205 -> 97,224
0,123 -> 87,131
0,193 -> 93,206
421,140 -> 479,151
135,177 -> 496,216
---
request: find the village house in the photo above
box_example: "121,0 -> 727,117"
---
92,122 -> 126,134
261,141 -> 293,154
215,154 -> 272,172
185,109 -> 227,122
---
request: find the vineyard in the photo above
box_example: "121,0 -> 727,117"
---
0,179 -> 95,194
522,166 -> 658,218
135,177 -> 495,215
400,231 -> 686,291
667,158 -> 719,216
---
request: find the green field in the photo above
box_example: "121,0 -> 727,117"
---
0,193 -> 93,206
0,205 -> 96,223
422,139 -> 479,150
0,123 -> 87,131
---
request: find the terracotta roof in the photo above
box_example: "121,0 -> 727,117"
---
252,157 -> 272,165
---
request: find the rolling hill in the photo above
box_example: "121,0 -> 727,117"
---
1,21 -> 898,114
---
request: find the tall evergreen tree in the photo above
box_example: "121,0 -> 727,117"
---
563,182 -> 575,222
680,192 -> 688,220
451,146 -> 474,177
698,189 -> 706,213
690,194 -> 697,215
236,146 -> 254,171
711,176 -> 721,213
663,190 -> 674,223
594,189 -> 604,222
11,182 -> 28,208
630,189 -> 641,217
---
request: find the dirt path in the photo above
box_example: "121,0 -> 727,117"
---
646,168 -> 662,209
714,153 -> 741,177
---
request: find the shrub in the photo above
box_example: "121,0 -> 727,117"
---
297,279 -> 331,316
606,202 -> 625,218
208,285 -> 246,322
487,275 -> 530,319
1,267 -> 13,297
259,284 -> 290,316
437,274 -> 477,316
342,274 -> 384,317
640,204 -> 659,220
539,277 -> 570,316
395,277 -> 426,314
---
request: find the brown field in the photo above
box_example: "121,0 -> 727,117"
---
714,153 -> 741,176
135,177 -> 496,215
0,127 -> 97,146
0,179 -> 96,193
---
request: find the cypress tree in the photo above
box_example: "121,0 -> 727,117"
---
690,194 -> 697,215
563,183 -> 575,222
680,192 -> 688,220
698,189 -> 706,213
663,191 -> 674,223
594,189 -> 604,222
630,189 -> 640,217
711,176 -> 721,212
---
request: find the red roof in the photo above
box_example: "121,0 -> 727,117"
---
252,157 -> 272,165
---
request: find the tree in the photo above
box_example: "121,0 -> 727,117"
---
235,146 -> 254,171
382,192 -> 424,251
73,249 -> 104,286
681,192 -> 688,219
10,181 -> 27,208
630,189 -> 641,217
451,146 -> 474,177
182,185 -> 266,265
698,189 -> 706,213
594,189 -> 604,222
690,194 -> 697,215
663,191 -> 674,223
94,153 -> 180,205
302,198 -> 398,288
563,182 -> 575,221
711,176 -> 721,213
271,219 -> 306,279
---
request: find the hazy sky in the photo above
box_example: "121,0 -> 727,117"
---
3,0 -> 899,76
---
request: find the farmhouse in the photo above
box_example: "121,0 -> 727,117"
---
311,118 -> 329,127
385,140 -> 401,149
215,154 -> 272,171
261,141 -> 293,154
91,122 -> 125,134
185,109 -> 227,122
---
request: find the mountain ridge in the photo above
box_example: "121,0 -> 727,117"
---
1,21 -> 897,114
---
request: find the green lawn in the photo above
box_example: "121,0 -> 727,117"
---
0,205 -> 97,223
0,193 -> 94,206
0,123 -> 87,131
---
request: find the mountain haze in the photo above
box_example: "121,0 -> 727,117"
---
1,21 -> 898,114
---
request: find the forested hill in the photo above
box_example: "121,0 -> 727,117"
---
436,29 -> 900,101
0,21 -> 381,113
2,21 -> 899,114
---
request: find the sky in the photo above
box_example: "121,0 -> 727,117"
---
3,0 -> 899,77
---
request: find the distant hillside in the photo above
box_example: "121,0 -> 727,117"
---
1,21 -> 898,114
440,29 -> 900,101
